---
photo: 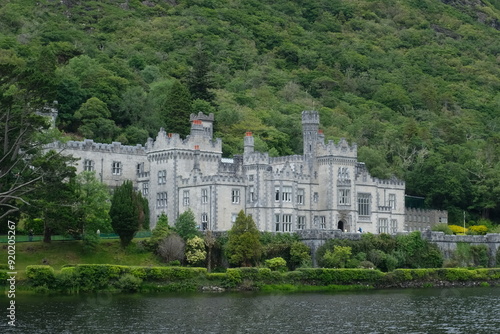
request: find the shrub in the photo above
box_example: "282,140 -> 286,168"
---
26,265 -> 55,287
322,246 -> 352,268
115,274 -> 143,292
157,233 -> 185,263
144,266 -> 207,281
297,268 -> 385,285
223,268 -> 242,288
185,236 -> 207,266
449,225 -> 468,235
468,225 -> 488,235
265,257 -> 288,272
431,223 -> 453,235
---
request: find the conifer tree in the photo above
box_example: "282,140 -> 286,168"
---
226,210 -> 262,267
163,80 -> 192,137
110,180 -> 140,247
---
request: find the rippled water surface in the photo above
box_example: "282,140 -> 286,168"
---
1,287 -> 499,333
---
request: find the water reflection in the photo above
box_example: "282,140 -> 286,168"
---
1,287 -> 499,333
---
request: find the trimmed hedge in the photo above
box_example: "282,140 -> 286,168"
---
296,268 -> 385,285
26,265 -> 55,287
23,265 -> 500,293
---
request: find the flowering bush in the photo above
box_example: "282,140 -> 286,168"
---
448,225 -> 468,235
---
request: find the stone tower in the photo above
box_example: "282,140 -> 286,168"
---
302,110 -> 320,162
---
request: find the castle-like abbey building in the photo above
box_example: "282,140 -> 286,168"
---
48,111 -> 412,233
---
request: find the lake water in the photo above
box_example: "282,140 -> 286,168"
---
1,287 -> 499,333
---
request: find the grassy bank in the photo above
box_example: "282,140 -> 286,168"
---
0,239 -> 162,279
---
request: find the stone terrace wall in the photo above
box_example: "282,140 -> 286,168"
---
296,229 -> 500,267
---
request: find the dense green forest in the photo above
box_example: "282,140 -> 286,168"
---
1,0 -> 500,223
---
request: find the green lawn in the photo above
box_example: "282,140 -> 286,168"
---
1,239 -> 163,278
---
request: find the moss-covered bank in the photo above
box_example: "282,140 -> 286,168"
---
3,265 -> 500,295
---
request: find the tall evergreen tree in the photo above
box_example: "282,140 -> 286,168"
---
187,48 -> 215,103
163,80 -> 192,137
109,180 -> 140,247
226,210 -> 262,267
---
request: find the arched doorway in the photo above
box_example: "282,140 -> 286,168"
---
337,220 -> 345,232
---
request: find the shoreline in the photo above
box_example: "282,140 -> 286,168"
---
2,265 -> 500,295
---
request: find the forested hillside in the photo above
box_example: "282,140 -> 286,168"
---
1,0 -> 500,223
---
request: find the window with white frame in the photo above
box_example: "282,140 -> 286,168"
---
319,216 -> 326,229
314,216 -> 326,229
84,159 -> 94,172
232,189 -> 240,204
275,186 -> 280,202
112,161 -> 122,175
136,163 -> 144,175
297,216 -> 306,230
297,188 -> 304,205
201,213 -> 208,230
183,190 -> 190,206
313,192 -> 318,203
390,219 -> 398,234
283,214 -> 292,232
275,214 -> 280,232
231,213 -> 238,223
389,194 -> 396,210
282,186 -> 292,202
378,218 -> 389,234
158,170 -> 166,184
142,182 -> 149,196
358,193 -> 371,216
201,188 -> 208,204
338,167 -> 349,180
248,186 -> 255,202
156,192 -> 167,208
338,189 -> 350,205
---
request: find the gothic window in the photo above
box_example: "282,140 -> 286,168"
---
388,194 -> 396,210
282,186 -> 292,202
275,186 -> 280,202
112,161 -> 122,175
158,170 -> 166,184
232,189 -> 240,204
283,214 -> 292,232
84,159 -> 94,172
338,167 -> 349,180
358,193 -> 371,216
201,213 -> 208,230
296,189 -> 305,205
248,175 -> 254,181
297,216 -> 306,230
391,219 -> 398,234
201,188 -> 208,204
136,163 -> 144,175
156,192 -> 167,208
314,216 -> 326,229
275,214 -> 280,232
378,218 -> 389,234
338,189 -> 350,205
313,192 -> 318,203
142,182 -> 149,196
248,186 -> 255,202
183,190 -> 190,206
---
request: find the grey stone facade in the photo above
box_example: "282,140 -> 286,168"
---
48,110 -> 410,233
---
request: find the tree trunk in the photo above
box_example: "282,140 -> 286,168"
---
43,224 -> 52,243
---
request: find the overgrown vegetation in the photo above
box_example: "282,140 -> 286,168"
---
1,0 -> 500,223
316,232 -> 444,271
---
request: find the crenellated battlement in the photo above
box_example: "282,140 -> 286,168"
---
373,176 -> 405,187
46,139 -> 146,155
316,138 -> 357,158
146,127 -> 222,153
